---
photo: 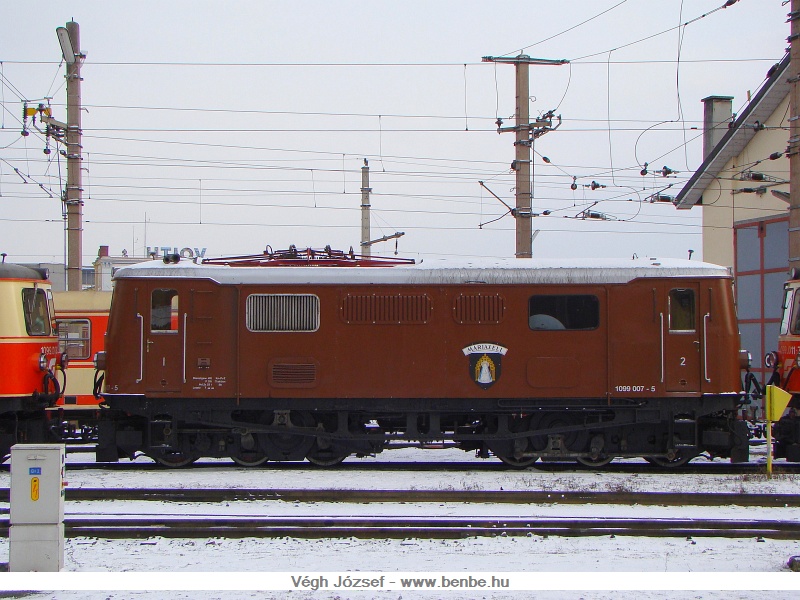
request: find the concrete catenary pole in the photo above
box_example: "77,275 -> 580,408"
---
481,55 -> 567,259
61,21 -> 84,291
790,1 -> 800,273
360,159 -> 371,257
514,61 -> 532,258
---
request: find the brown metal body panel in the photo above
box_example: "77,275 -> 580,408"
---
104,280 -> 239,398
104,274 -> 742,402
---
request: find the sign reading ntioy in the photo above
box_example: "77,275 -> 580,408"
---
147,246 -> 207,259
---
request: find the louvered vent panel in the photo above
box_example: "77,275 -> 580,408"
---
453,294 -> 505,324
271,363 -> 317,385
342,294 -> 431,324
246,294 -> 320,332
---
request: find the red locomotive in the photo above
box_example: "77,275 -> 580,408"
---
93,247 -> 752,467
0,262 -> 66,458
764,269 -> 800,461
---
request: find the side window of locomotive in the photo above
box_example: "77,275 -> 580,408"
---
57,319 -> 91,360
790,288 -> 800,335
22,288 -> 52,336
151,289 -> 179,333
668,288 -> 695,332
780,288 -> 793,335
528,295 -> 599,330
246,294 -> 320,332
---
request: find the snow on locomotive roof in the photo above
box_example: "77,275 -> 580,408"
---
113,256 -> 731,286
0,263 -> 50,281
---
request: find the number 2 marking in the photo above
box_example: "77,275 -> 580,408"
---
680,357 -> 686,366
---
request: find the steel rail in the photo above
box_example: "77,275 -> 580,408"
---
1,488 -> 798,506
0,516 -> 797,540
4,459 -> 799,475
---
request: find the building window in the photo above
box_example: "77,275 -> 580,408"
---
58,319 -> 91,360
528,295 -> 599,330
246,294 -> 320,332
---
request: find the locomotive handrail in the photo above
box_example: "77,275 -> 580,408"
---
182,313 -> 187,384
659,312 -> 665,383
136,313 -> 143,384
703,313 -> 711,383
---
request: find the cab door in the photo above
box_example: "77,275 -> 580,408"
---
663,285 -> 701,392
144,287 -> 184,393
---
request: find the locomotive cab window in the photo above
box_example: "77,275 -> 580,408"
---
57,319 -> 91,360
528,295 -> 599,330
788,287 -> 800,335
22,287 -> 52,336
668,288 -> 696,332
780,287 -> 793,335
151,289 -> 179,333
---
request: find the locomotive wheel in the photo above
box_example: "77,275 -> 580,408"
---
493,415 -> 539,468
306,416 -> 350,467
576,454 -> 614,468
645,452 -> 693,468
306,453 -> 348,467
231,429 -> 269,467
531,413 -> 589,458
232,452 -> 269,467
264,410 -> 316,460
497,454 -> 538,468
154,452 -> 197,468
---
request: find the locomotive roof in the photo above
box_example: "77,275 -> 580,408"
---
113,256 -> 731,286
0,263 -> 49,282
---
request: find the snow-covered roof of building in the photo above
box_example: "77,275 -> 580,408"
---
674,54 -> 790,209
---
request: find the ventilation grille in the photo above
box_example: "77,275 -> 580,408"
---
342,294 -> 431,324
246,294 -> 320,332
269,360 -> 318,388
453,294 -> 505,324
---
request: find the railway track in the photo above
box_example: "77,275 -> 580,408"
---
1,515 -> 797,540
4,459 -> 799,475
1,488 -> 798,506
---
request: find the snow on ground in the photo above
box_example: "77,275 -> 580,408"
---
1,445 -> 799,599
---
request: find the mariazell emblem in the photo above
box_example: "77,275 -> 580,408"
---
462,343 -> 508,389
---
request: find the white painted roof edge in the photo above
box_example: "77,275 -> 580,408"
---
113,257 -> 731,286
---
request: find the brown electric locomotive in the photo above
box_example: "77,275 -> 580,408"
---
94,247 -> 750,467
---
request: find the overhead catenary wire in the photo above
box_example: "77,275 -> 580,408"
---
569,0 -> 741,62
3,3 -> 772,264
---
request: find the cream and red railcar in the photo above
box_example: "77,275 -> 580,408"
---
95,249 -> 750,467
0,263 -> 65,458
765,272 -> 800,461
54,290 -> 112,408
52,290 -> 112,446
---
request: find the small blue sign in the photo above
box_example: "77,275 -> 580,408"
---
29,467 -> 42,475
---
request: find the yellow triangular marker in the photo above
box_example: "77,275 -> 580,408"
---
766,385 -> 793,421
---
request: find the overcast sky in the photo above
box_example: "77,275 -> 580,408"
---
0,0 -> 791,265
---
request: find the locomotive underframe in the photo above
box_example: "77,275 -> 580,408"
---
97,393 -> 748,466
773,401 -> 800,462
0,391 -> 67,459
